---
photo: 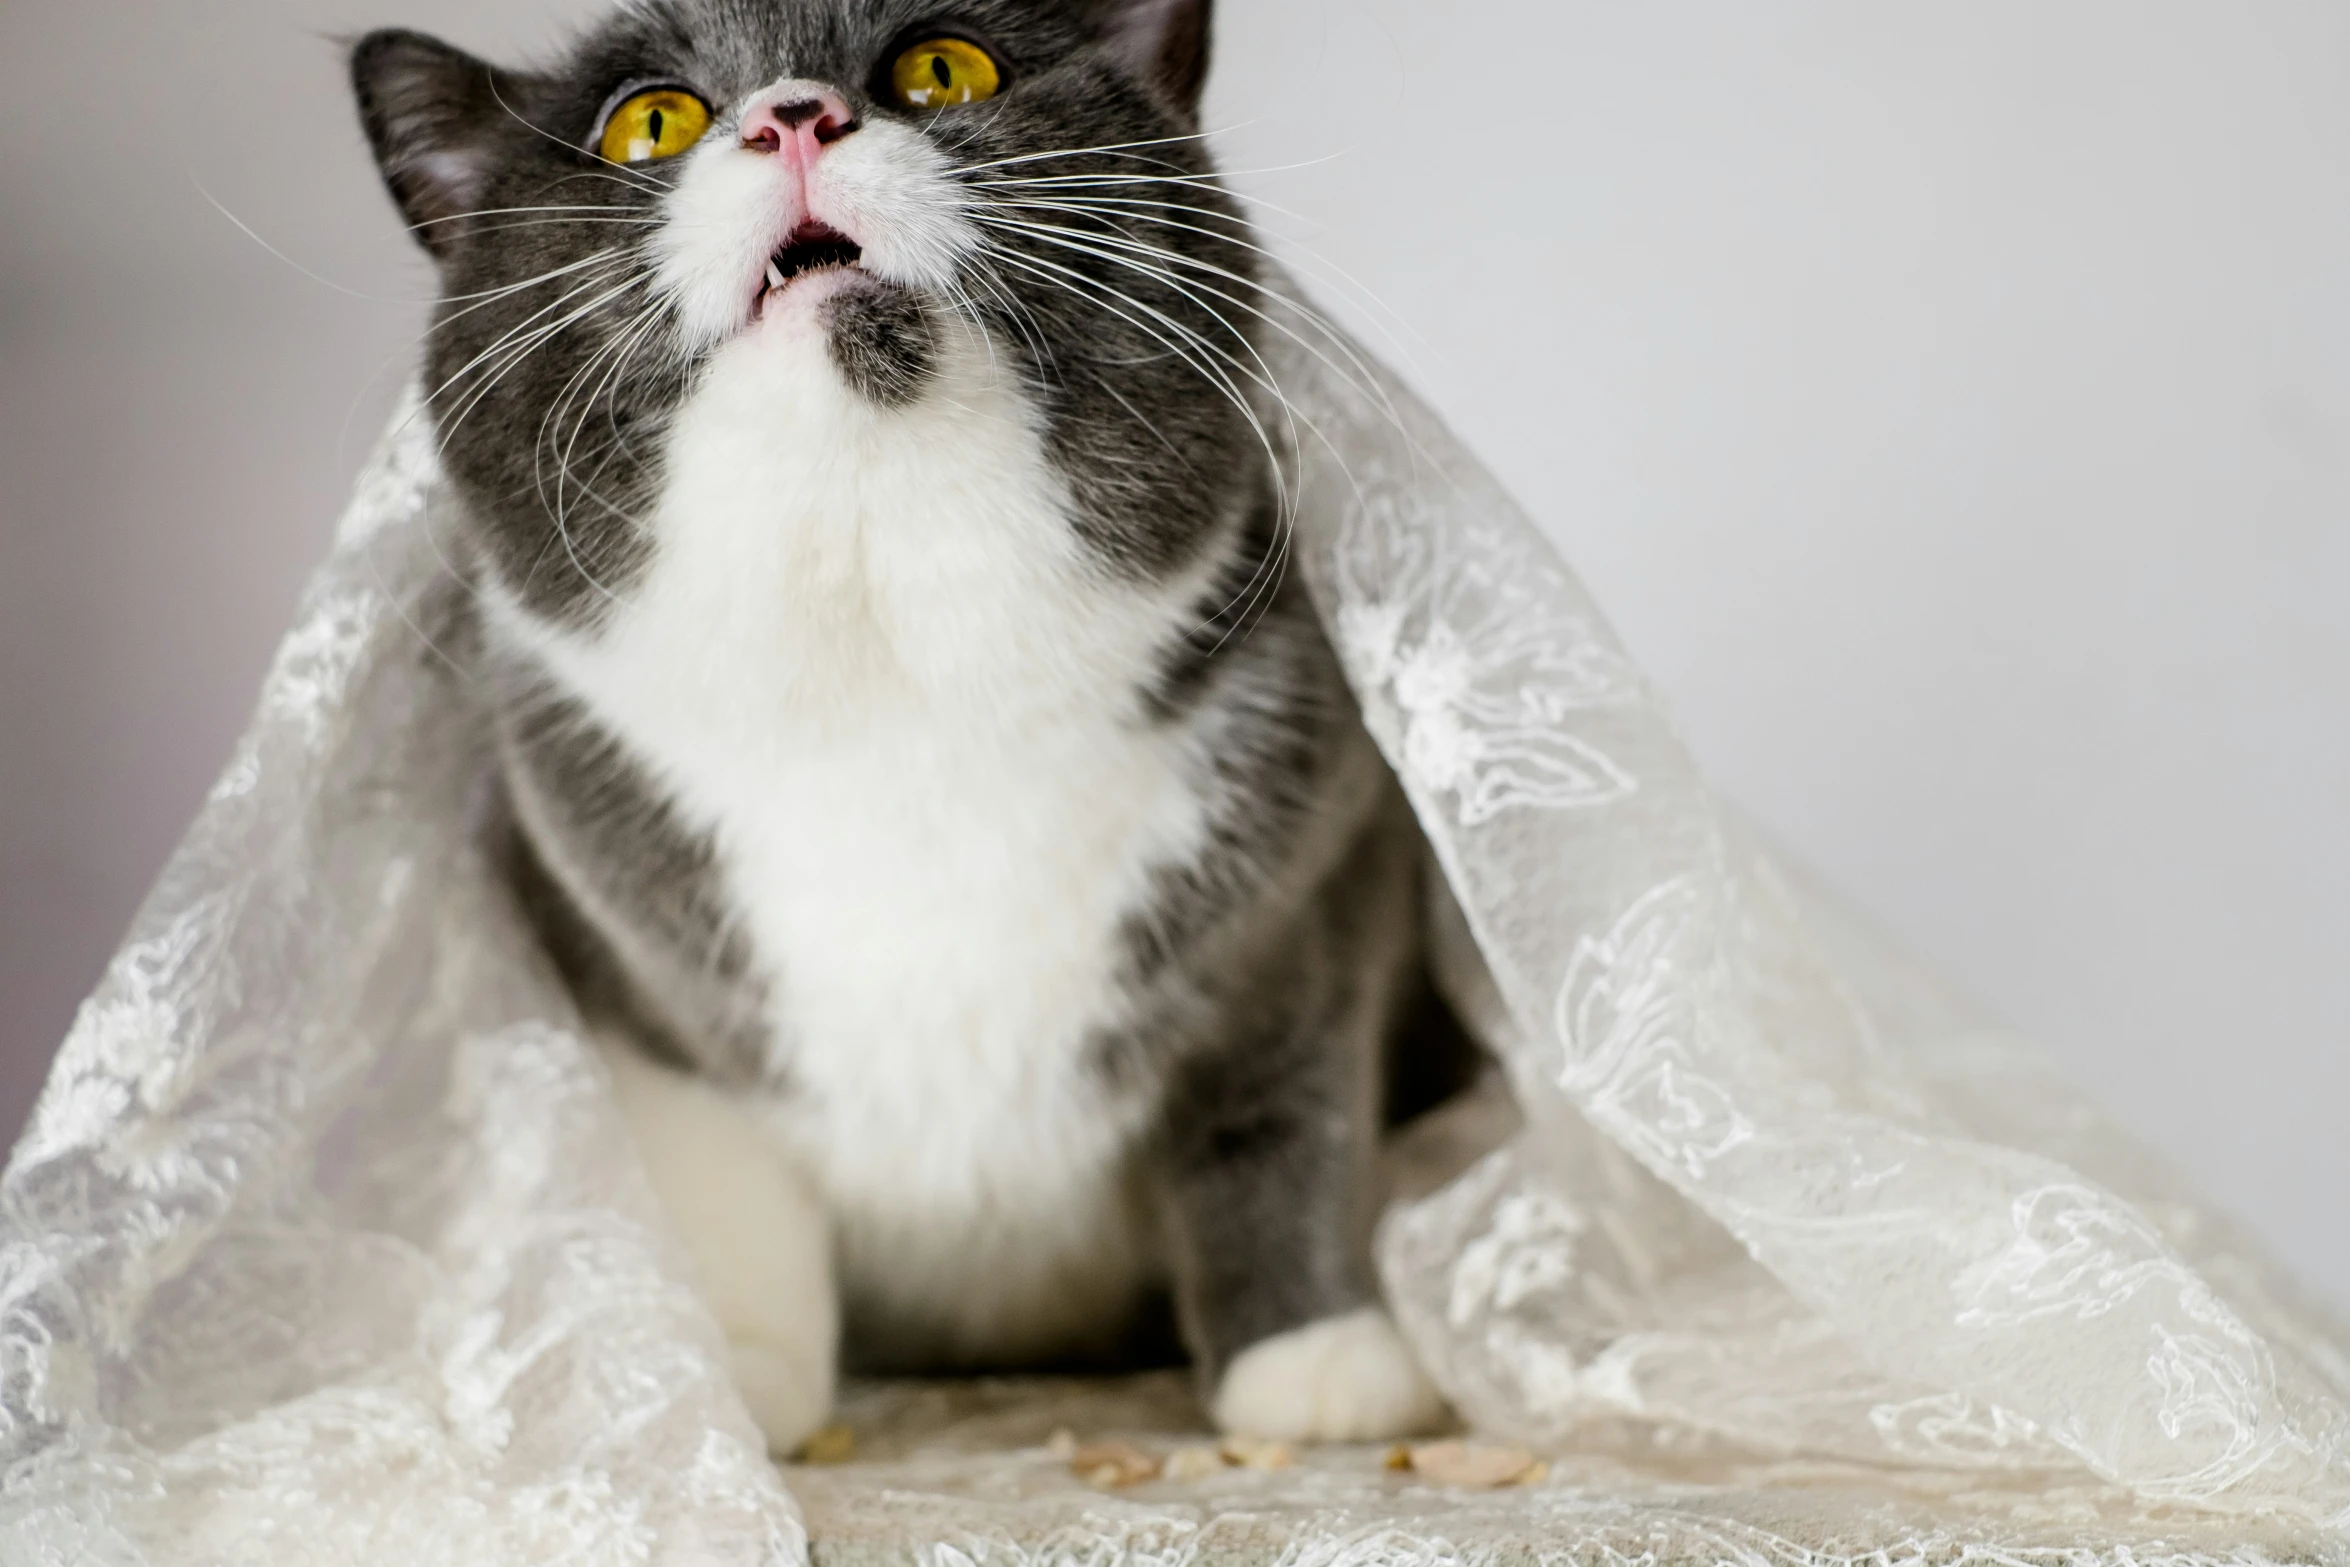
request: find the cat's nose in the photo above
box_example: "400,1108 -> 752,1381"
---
739,83 -> 859,162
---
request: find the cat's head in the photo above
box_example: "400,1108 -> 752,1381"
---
352,0 -> 1268,627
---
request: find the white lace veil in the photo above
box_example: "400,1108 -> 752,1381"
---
3,319 -> 2345,1563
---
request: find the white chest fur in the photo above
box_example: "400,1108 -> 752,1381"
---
492,303 -> 1211,1363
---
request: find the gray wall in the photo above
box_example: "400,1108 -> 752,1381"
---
4,3 -> 2344,1303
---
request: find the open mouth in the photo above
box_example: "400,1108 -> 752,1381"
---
763,222 -> 864,297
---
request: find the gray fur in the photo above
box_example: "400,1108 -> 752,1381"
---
352,0 -> 1478,1396
495,672 -> 777,1087
352,0 -> 1262,626
1149,788 -> 1426,1380
821,279 -> 941,407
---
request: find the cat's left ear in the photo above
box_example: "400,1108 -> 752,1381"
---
1098,0 -> 1215,113
349,29 -> 510,260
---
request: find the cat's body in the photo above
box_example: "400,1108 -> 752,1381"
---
492,307 -> 1403,1380
354,0 -> 1471,1449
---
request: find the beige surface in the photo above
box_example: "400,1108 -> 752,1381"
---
790,1375 -> 2334,1566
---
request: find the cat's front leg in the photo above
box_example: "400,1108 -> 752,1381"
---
1157,973 -> 1448,1445
598,1034 -> 839,1454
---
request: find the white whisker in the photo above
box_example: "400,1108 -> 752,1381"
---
972,238 -> 1305,639
971,211 -> 1400,438
489,77 -> 673,197
988,193 -> 1427,367
945,130 -> 1225,177
430,270 -> 653,458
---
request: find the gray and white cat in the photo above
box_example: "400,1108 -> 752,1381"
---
351,0 -> 1478,1451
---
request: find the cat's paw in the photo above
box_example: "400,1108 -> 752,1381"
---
730,1332 -> 836,1456
597,1032 -> 842,1456
1211,1307 -> 1448,1443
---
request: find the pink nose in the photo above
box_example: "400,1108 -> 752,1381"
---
739,84 -> 858,163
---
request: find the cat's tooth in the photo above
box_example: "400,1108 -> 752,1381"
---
766,259 -> 787,292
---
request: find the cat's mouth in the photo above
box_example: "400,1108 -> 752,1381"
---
760,222 -> 864,309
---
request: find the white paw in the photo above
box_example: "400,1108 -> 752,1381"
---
730,1333 -> 835,1455
1211,1307 -> 1448,1443
597,1033 -> 841,1455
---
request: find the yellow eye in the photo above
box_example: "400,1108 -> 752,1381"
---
890,38 -> 1002,109
598,88 -> 712,164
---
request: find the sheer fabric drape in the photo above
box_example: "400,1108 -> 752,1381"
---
4,326 -> 2344,1564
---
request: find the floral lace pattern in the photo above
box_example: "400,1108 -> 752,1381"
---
1330,471 -> 1642,829
1288,334 -> 2350,1531
0,406 -> 799,1565
1,326 -> 2346,1563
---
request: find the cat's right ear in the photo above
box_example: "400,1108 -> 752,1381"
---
350,29 -> 505,261
1098,0 -> 1215,113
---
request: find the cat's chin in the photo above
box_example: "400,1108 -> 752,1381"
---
742,270 -> 943,409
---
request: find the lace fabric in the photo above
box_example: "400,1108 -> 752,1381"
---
2,330 -> 2345,1564
1299,344 -> 2350,1525
0,412 -> 799,1565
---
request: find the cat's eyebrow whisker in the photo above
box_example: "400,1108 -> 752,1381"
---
488,75 -> 674,198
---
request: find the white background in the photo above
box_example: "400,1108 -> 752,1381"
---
2,2 -> 2343,1302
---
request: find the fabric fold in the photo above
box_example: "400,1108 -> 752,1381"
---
3,325 -> 2344,1563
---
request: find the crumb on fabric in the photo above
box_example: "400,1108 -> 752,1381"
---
1164,1445 -> 1225,1482
1071,1441 -> 1163,1488
1219,1435 -> 1295,1471
793,1425 -> 857,1465
1393,1440 -> 1546,1489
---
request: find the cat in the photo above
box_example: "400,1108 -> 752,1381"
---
351,0 -> 1479,1452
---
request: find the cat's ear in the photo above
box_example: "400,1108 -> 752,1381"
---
350,29 -> 508,260
1098,0 -> 1215,113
